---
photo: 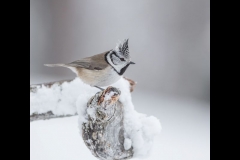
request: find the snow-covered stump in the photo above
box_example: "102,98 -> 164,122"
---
82,86 -> 133,160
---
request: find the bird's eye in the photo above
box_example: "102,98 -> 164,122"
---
120,58 -> 125,61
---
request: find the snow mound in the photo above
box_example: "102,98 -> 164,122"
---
30,78 -> 99,115
30,77 -> 162,158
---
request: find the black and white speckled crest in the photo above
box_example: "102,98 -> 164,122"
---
117,39 -> 129,59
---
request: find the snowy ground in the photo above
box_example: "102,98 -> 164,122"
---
30,91 -> 210,160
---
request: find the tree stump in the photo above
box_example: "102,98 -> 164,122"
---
82,86 -> 133,160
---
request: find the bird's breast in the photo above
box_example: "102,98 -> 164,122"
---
77,66 -> 121,87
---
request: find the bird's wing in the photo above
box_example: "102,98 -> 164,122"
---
66,50 -> 111,70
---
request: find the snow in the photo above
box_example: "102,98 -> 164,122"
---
30,92 -> 210,160
86,107 -> 96,121
30,78 -> 98,115
124,138 -> 132,150
104,91 -> 117,101
31,77 -> 162,158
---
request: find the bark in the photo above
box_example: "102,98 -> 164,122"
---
30,111 -> 77,122
82,86 -> 133,160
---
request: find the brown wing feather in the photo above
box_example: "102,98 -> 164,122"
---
66,50 -> 111,70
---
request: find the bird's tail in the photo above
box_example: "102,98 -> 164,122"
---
44,63 -> 67,67
44,63 -> 78,75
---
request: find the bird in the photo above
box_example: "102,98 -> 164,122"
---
44,39 -> 135,90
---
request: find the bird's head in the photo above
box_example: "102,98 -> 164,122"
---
106,39 -> 135,75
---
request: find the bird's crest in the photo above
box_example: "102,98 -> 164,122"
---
115,39 -> 129,58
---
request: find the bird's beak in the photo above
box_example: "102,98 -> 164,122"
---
129,61 -> 135,65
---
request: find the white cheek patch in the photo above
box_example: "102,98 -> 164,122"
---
112,54 -> 122,65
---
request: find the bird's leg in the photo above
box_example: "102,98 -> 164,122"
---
94,86 -> 104,91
